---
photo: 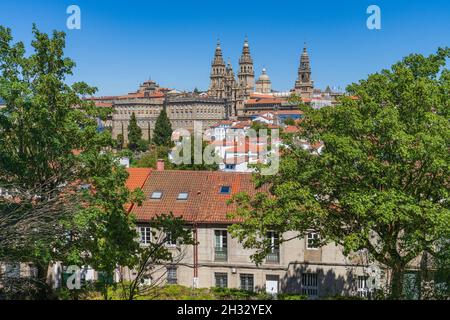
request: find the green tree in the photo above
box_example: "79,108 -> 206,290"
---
172,135 -> 220,171
229,48 -> 450,299
283,117 -> 296,126
0,25 -> 143,299
135,145 -> 174,169
153,107 -> 173,146
120,213 -> 194,300
127,112 -> 142,151
115,133 -> 124,150
68,153 -> 144,300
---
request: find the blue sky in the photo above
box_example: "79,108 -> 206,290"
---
0,0 -> 449,96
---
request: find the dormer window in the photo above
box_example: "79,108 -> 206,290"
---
177,192 -> 189,200
150,191 -> 163,199
220,186 -> 231,194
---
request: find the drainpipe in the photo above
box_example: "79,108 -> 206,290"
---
193,223 -> 199,288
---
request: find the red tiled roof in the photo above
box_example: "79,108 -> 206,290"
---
245,98 -> 285,105
95,101 -> 113,107
227,142 -> 267,154
283,125 -> 299,133
249,93 -> 274,99
150,92 -> 165,98
210,120 -> 235,128
230,121 -> 252,129
273,110 -> 303,115
125,168 -> 152,212
85,96 -> 118,101
130,170 -> 264,224
115,90 -> 165,100
126,168 -> 152,190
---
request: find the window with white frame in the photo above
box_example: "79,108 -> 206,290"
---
214,230 -> 228,261
307,232 -> 320,250
301,273 -> 318,297
177,192 -> 189,200
357,275 -> 369,298
150,191 -> 163,199
139,226 -> 151,245
219,186 -> 231,194
240,274 -> 254,292
215,273 -> 228,288
266,231 -> 280,262
167,267 -> 177,284
165,232 -> 176,247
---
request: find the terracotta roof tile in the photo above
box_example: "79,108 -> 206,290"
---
283,125 -> 300,133
125,168 -> 151,212
126,168 -> 152,190
130,170 -> 265,224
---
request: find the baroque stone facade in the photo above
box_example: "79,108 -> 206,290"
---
208,39 -> 318,118
208,38 -> 255,118
109,80 -> 228,143
94,41 -> 342,143
294,45 -> 314,100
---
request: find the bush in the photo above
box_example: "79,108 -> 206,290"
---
278,293 -> 308,300
324,295 -> 365,300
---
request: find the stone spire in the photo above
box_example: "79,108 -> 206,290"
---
294,43 -> 314,99
238,37 -> 254,94
209,39 -> 226,98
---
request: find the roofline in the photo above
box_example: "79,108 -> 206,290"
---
126,168 -> 153,214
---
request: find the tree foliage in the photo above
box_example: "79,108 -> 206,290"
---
0,25 -> 142,299
152,107 -> 172,146
119,213 -> 194,300
229,48 -> 450,299
127,112 -> 144,151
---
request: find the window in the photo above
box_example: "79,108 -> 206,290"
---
240,274 -> 254,292
225,164 -> 236,170
150,191 -> 163,199
139,226 -> 151,245
165,232 -> 176,247
214,230 -> 228,261
301,273 -> 318,297
219,186 -> 231,194
215,273 -> 228,288
167,267 -> 177,284
266,231 -> 280,263
177,192 -> 189,200
307,232 -> 320,250
4,263 -> 20,278
357,275 -> 369,298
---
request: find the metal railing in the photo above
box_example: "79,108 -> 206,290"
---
214,247 -> 228,261
266,250 -> 280,263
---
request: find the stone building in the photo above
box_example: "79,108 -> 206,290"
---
208,38 -> 255,118
106,80 -> 228,143
293,45 -> 314,100
93,41 -> 343,144
255,68 -> 272,94
124,167 -> 384,298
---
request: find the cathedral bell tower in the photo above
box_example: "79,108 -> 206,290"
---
238,37 -> 255,96
208,40 -> 226,99
294,44 -> 314,100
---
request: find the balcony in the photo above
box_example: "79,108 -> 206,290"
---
266,250 -> 280,263
214,247 -> 228,261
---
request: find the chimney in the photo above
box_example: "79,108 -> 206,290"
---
156,159 -> 165,171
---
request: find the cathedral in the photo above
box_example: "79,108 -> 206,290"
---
207,38 -> 315,117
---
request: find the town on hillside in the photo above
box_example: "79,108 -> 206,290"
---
0,1 -> 448,305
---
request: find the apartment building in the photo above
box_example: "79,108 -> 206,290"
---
126,164 -> 377,298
